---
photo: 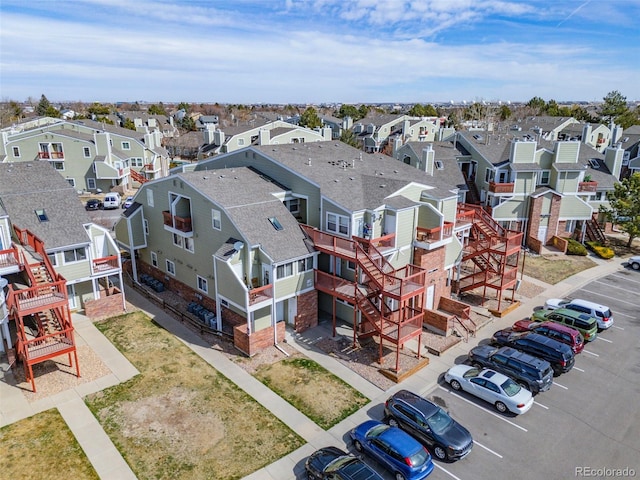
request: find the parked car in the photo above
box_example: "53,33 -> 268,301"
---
85,198 -> 103,210
491,330 -> 575,375
122,196 -> 134,209
511,320 -> 584,354
531,307 -> 598,342
444,365 -> 534,414
467,345 -> 554,394
628,256 -> 640,270
544,298 -> 614,330
350,420 -> 434,480
383,389 -> 473,461
102,192 -> 121,209
305,446 -> 383,480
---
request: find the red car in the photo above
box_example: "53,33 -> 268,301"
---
512,320 -> 584,354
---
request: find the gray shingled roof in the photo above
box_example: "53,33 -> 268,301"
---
178,168 -> 312,263
252,142 -> 459,210
0,162 -> 91,250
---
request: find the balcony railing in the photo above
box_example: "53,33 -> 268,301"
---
162,211 -> 193,232
416,221 -> 454,243
92,255 -> 120,275
38,151 -> 64,159
488,181 -> 515,193
578,181 -> 598,192
0,246 -> 21,272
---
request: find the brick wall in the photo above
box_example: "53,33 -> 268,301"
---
547,194 -> 561,244
438,296 -> 471,317
234,322 -> 285,357
526,196 -> 542,249
295,290 -> 318,332
84,293 -> 126,320
413,246 -> 450,308
423,310 -> 449,335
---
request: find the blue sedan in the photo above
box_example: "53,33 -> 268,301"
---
350,420 -> 434,480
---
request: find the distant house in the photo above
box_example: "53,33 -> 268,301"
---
0,117 -> 171,192
351,114 -> 445,153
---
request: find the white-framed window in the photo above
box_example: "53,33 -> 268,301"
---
238,138 -> 245,146
144,219 -> 149,235
297,257 -> 313,273
197,275 -> 208,293
12,146 -> 20,157
173,233 -> 183,248
276,262 -> 294,279
185,237 -> 194,253
66,178 -> 76,187
147,189 -> 154,207
485,169 -> 494,183
565,220 -> 576,233
83,147 -> 91,157
63,247 -> 87,264
87,178 -> 96,190
151,251 -> 158,267
285,198 -> 300,214
131,158 -> 144,167
166,259 -> 175,275
47,253 -> 58,266
52,161 -> 65,170
122,141 -> 131,150
212,209 -> 221,230
346,260 -> 356,271
540,169 -> 551,185
327,212 -> 349,235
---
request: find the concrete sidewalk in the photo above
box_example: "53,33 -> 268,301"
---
0,256 -> 627,480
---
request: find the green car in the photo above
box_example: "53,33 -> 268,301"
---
531,308 -> 598,342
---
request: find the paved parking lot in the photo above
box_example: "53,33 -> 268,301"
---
329,269 -> 640,480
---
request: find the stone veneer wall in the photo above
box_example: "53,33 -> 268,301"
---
84,292 -> 125,319
234,322 -> 285,357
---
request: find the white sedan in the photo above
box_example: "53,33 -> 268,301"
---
444,365 -> 534,415
629,256 -> 640,270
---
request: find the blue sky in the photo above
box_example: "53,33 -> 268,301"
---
1,0 -> 639,104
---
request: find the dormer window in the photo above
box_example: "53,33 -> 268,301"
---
35,209 -> 48,222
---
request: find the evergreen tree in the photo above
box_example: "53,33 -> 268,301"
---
299,107 -> 322,129
600,173 -> 640,248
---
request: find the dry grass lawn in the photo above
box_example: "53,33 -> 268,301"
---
0,409 -> 99,480
85,311 -> 304,480
254,356 -> 370,429
519,253 -> 597,285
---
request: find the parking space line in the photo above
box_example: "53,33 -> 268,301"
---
553,381 -> 568,390
613,325 -> 625,330
473,440 -> 503,458
583,349 -> 599,357
573,366 -> 585,372
437,386 -> 528,432
534,400 -> 549,409
596,336 -> 613,343
434,463 -> 464,480
613,310 -> 633,319
581,288 -> 640,307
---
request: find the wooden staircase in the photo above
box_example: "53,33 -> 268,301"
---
585,213 -> 607,245
130,169 -> 149,184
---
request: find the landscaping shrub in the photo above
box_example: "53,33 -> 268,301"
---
566,238 -> 588,256
586,241 -> 615,259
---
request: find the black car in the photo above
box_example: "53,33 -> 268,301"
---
468,345 -> 554,394
85,198 -> 103,210
305,446 -> 383,480
384,389 -> 473,461
492,330 -> 575,375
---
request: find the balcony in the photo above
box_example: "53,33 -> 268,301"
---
38,151 -> 65,159
488,181 -> 515,194
416,222 -> 453,243
578,181 -> 598,192
249,283 -> 273,306
162,211 -> 193,232
0,246 -> 21,275
92,255 -> 120,275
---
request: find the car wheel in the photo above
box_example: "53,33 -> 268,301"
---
450,380 -> 462,391
632,262 -> 640,270
306,472 -> 315,480
495,401 -> 507,413
433,445 -> 448,461
353,440 -> 363,452
394,473 -> 407,480
387,417 -> 399,428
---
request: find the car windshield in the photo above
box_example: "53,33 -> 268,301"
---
500,378 -> 521,397
426,408 -> 453,435
366,423 -> 389,439
462,368 -> 480,379
326,455 -> 355,473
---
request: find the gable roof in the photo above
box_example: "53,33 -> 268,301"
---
177,167 -> 312,263
0,162 -> 91,250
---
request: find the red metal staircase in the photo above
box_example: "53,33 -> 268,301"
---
130,168 -> 149,184
302,225 -> 426,372
454,204 -> 523,310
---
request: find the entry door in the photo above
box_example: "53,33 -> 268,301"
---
276,300 -> 285,322
537,226 -> 547,242
287,297 -> 297,326
425,285 -> 435,310
67,284 -> 78,310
